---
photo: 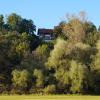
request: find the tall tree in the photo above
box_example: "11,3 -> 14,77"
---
0,15 -> 4,31
7,13 -> 22,31
18,19 -> 36,34
53,21 -> 66,39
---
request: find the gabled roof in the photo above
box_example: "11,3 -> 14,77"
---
38,28 -> 53,35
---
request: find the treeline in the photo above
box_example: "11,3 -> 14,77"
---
0,12 -> 100,95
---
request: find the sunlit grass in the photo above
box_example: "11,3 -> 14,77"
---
0,95 -> 100,100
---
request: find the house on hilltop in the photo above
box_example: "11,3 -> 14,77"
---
37,28 -> 54,42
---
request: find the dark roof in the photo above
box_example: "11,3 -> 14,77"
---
38,28 -> 53,35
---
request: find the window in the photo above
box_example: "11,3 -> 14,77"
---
45,35 -> 51,40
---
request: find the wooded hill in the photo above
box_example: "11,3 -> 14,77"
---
0,12 -> 100,95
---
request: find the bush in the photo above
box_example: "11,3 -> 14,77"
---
11,69 -> 31,94
33,69 -> 44,88
44,85 -> 56,94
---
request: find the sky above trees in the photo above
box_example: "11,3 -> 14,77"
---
0,0 -> 99,29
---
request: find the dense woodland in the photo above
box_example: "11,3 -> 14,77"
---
0,12 -> 100,95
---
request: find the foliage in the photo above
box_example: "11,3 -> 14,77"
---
7,13 -> 22,31
44,85 -> 56,94
18,19 -> 36,34
12,69 -> 30,88
70,60 -> 93,93
53,21 -> 66,39
91,40 -> 100,93
46,38 -> 67,69
0,12 -> 100,95
33,69 -> 44,88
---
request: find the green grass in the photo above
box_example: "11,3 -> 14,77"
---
0,95 -> 100,100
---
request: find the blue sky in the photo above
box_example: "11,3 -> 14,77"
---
0,0 -> 99,29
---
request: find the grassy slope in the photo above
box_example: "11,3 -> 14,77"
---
0,95 -> 100,100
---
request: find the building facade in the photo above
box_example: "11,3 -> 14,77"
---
37,28 -> 54,42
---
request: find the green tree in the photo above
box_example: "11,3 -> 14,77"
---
46,38 -> 67,69
33,69 -> 44,88
70,60 -> 93,93
11,69 -> 31,93
34,44 -> 50,61
46,38 -> 71,93
18,19 -> 36,34
91,40 -> 100,93
83,22 -> 98,46
0,15 -> 4,31
7,13 -> 22,31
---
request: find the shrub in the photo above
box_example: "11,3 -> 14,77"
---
44,85 -> 56,94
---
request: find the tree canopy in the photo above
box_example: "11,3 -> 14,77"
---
0,12 -> 100,95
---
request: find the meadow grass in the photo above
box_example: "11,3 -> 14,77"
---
0,95 -> 100,100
